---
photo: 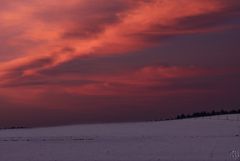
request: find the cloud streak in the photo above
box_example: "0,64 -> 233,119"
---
0,0 -> 239,76
0,0 -> 240,126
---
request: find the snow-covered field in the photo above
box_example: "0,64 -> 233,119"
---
0,114 -> 239,161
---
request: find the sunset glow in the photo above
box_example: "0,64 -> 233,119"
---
0,0 -> 240,127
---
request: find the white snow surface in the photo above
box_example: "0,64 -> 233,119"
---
0,114 -> 239,161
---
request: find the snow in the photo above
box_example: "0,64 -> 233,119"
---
0,114 -> 239,161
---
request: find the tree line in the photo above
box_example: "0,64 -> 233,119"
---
175,109 -> 240,120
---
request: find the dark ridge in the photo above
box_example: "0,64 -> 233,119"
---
175,108 -> 240,120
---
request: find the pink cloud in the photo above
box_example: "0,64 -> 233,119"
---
0,0 -> 239,114
0,0 -> 239,77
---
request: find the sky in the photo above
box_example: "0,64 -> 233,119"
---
0,0 -> 240,127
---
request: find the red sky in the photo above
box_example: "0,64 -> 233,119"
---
0,0 -> 240,127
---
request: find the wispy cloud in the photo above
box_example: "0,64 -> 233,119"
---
0,0 -> 239,77
0,0 -> 240,125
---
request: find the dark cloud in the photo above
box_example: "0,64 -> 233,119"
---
1,77 -> 98,88
175,6 -> 240,30
37,0 -> 139,40
129,3 -> 240,43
